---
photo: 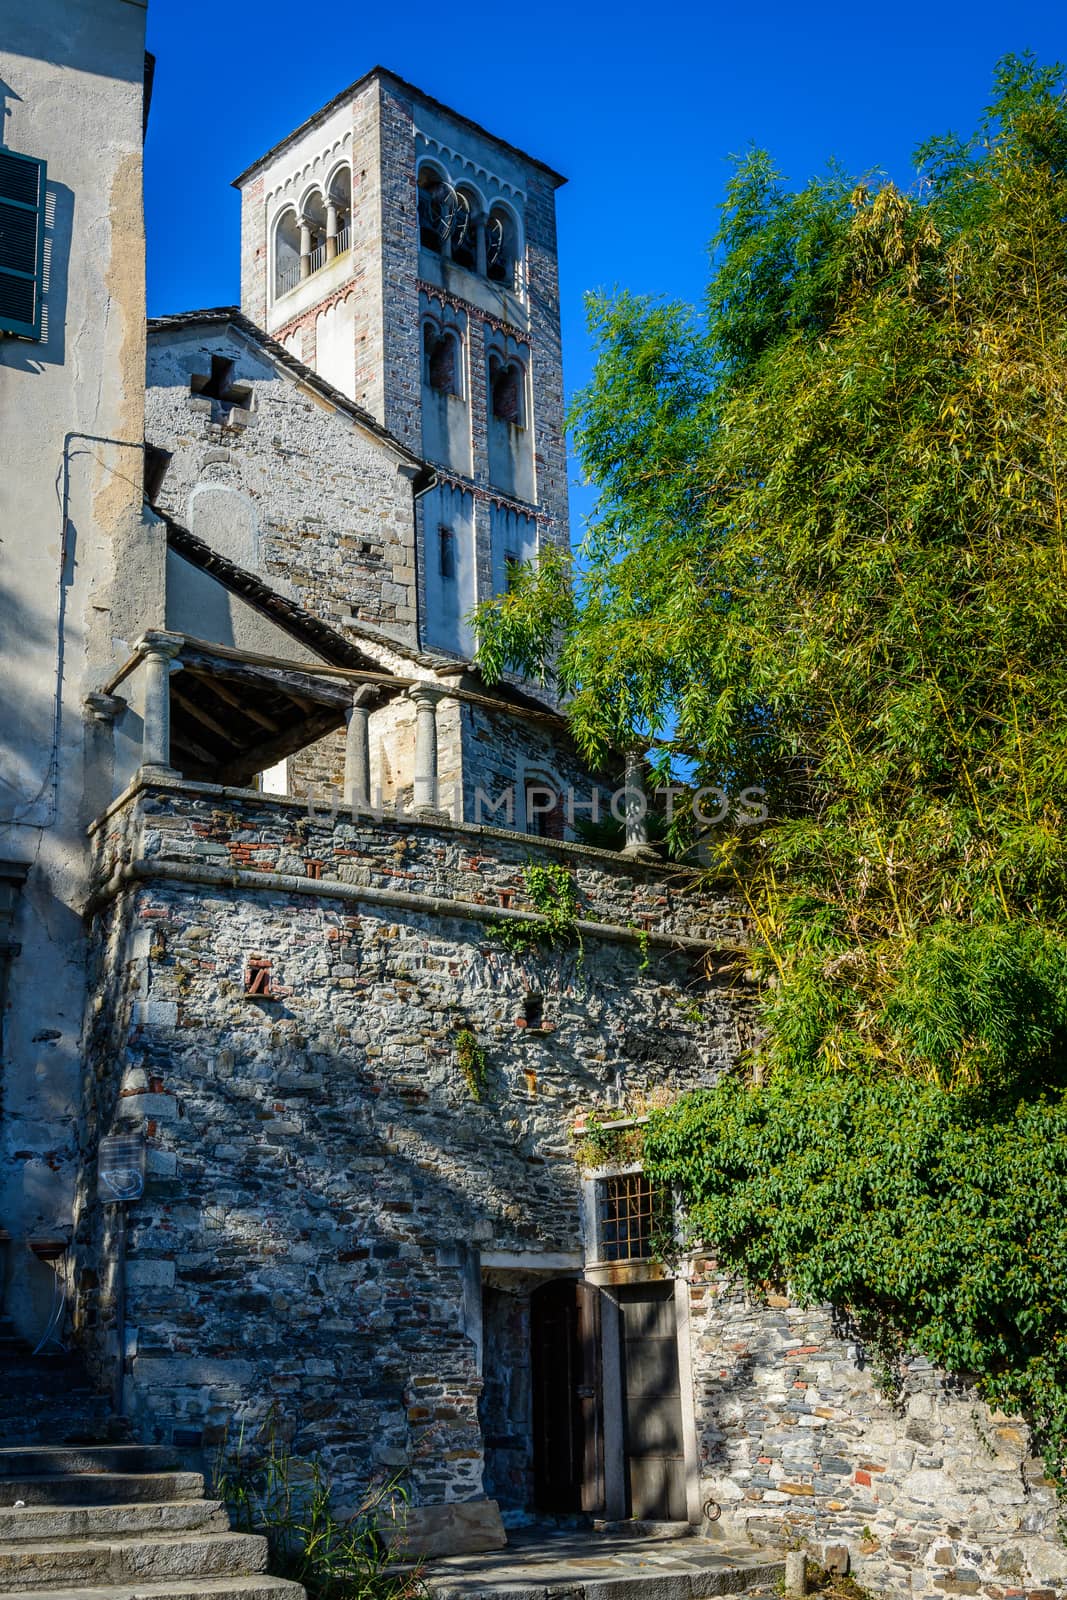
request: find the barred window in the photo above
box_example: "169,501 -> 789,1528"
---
596,1171 -> 669,1262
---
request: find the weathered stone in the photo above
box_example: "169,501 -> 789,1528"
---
380,1497 -> 507,1558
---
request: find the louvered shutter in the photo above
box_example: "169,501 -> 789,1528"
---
0,150 -> 46,340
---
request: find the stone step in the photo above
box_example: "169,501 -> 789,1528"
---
0,1530 -> 267,1590
0,1449 -> 181,1481
0,1579 -> 304,1600
0,1501 -> 230,1543
422,1530 -> 786,1600
0,1475 -> 205,1509
0,1429 -> 121,1450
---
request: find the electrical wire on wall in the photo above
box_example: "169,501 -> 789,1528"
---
0,432 -> 144,830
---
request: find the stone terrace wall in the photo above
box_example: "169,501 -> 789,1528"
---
74,779 -> 745,1506
73,778 -> 1067,1594
688,1273 -> 1067,1600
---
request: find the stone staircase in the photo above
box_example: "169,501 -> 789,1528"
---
0,1445 -> 304,1600
0,1323 -> 303,1600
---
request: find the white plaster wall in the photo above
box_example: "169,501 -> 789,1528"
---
421,483 -> 476,657
0,0 -> 152,1337
258,101 -> 355,333
315,294 -> 357,399
489,506 -> 537,597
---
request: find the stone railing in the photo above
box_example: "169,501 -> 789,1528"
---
87,778 -> 746,955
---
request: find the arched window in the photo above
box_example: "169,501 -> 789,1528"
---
423,321 -> 462,398
301,189 -> 327,273
438,526 -> 456,580
274,209 -> 302,299
487,205 -> 519,288
418,166 -> 452,251
325,164 -> 352,256
525,774 -> 566,840
449,188 -> 478,272
489,353 -> 525,427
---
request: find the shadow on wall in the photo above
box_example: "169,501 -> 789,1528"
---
0,178 -> 72,375
71,877 -> 718,1499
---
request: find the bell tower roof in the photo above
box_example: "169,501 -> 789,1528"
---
231,65 -> 567,191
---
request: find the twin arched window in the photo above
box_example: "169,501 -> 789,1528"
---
423,319 -> 463,399
489,352 -> 526,427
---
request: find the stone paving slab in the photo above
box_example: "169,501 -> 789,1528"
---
422,1527 -> 785,1599
0,1579 -> 304,1600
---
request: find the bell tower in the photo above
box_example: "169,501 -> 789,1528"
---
234,68 -> 569,659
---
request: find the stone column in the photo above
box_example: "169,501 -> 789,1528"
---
621,748 -> 657,859
299,215 -> 313,279
474,214 -> 488,278
135,633 -> 182,777
325,199 -> 339,260
409,684 -> 446,817
343,687 -> 376,813
84,691 -> 127,819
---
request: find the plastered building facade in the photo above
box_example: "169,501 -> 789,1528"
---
0,0 -> 158,1335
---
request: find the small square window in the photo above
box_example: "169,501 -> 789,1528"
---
596,1172 -> 669,1262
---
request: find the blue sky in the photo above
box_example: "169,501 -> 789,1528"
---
145,0 -> 1065,537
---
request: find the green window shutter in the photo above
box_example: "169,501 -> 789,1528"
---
0,150 -> 46,340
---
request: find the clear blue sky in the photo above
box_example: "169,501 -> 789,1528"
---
144,0 -> 1065,535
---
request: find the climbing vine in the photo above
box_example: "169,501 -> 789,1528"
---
571,1111 -> 647,1170
454,1029 -> 489,1101
643,1072 -> 1067,1493
491,862 -> 583,957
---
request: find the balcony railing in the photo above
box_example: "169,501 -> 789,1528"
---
276,234 -> 352,301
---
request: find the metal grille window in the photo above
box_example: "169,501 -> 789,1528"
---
597,1172 -> 667,1262
0,150 -> 46,339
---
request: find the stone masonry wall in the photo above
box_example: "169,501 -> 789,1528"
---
687,1272 -> 1067,1600
74,780 -> 742,1508
73,778 -> 1067,1594
146,320 -> 419,643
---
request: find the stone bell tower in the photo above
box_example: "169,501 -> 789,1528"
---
234,67 -> 570,658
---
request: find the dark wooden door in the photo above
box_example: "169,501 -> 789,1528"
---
530,1279 -> 604,1514
618,1282 -> 687,1521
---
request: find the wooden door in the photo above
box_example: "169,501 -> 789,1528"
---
617,1282 -> 687,1521
530,1279 -> 604,1514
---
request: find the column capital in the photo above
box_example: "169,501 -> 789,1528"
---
135,631 -> 184,661
408,681 -> 448,709
85,691 -> 127,723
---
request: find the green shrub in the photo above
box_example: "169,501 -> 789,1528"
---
214,1425 -> 424,1600
644,1072 -> 1067,1489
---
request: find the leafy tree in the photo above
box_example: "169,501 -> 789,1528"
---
475,56 -> 1067,1481
474,53 -> 1067,1091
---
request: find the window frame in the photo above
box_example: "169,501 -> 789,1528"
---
423,319 -> 464,401
438,525 -> 457,581
488,352 -> 527,428
0,150 -> 47,341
